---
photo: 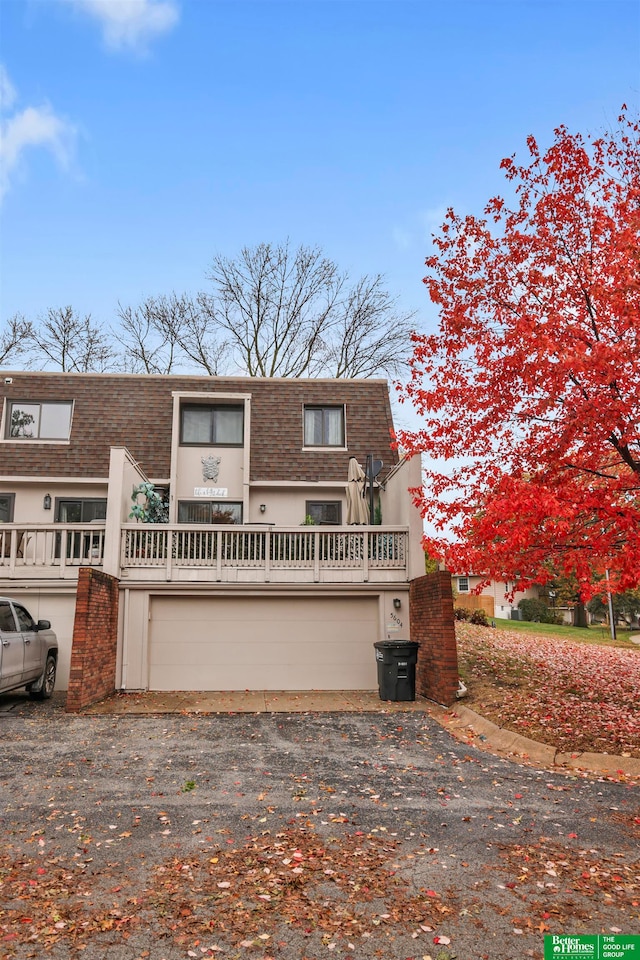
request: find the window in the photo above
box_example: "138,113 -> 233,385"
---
457,576 -> 469,593
14,604 -> 36,632
181,405 -> 244,446
56,499 -> 107,523
0,494 -> 15,523
6,402 -> 72,440
0,601 -> 16,632
305,500 -> 342,525
303,406 -> 345,447
178,501 -> 242,524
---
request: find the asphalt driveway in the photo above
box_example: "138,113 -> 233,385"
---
1,697 -> 638,960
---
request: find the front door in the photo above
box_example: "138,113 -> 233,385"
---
0,600 -> 23,691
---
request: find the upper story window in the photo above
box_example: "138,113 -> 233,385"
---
6,401 -> 73,440
304,405 -> 345,447
457,576 -> 470,593
180,404 -> 244,446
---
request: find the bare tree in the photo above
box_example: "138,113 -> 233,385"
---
29,307 -> 114,372
118,296 -> 184,374
118,293 -> 227,375
326,274 -> 415,378
117,242 -> 416,378
202,242 -> 346,377
11,242 -> 416,380
0,314 -> 34,366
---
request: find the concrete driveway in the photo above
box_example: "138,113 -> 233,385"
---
1,695 -> 638,960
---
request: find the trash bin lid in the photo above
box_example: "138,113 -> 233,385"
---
374,640 -> 419,649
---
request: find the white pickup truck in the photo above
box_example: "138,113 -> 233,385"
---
0,597 -> 58,699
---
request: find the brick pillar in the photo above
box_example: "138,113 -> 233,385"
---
66,567 -> 119,712
410,571 -> 459,706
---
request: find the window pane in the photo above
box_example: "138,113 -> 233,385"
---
306,501 -> 342,524
82,500 -> 107,522
178,501 -> 242,523
214,408 -> 243,444
39,403 -> 72,439
178,501 -> 213,523
9,404 -> 40,438
14,605 -> 36,632
182,406 -> 244,445
304,407 -> 344,446
58,501 -> 82,523
210,502 -> 242,523
182,408 -> 212,444
0,601 -> 16,632
324,408 -> 344,445
304,408 -> 323,445
0,495 -> 15,522
8,402 -> 72,439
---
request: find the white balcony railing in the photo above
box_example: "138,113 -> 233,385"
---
120,524 -> 409,584
0,523 -> 106,580
0,522 -> 409,584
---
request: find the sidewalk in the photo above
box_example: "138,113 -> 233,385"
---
82,689 -> 640,780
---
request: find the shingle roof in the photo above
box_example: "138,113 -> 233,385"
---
0,372 -> 399,482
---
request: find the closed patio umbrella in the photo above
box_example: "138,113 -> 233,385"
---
346,457 -> 370,524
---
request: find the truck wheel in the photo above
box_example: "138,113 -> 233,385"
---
30,655 -> 57,700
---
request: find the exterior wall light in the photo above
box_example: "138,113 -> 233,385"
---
43,494 -> 52,511
393,597 -> 401,610
259,504 -> 266,513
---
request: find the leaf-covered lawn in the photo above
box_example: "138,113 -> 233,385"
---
456,622 -> 640,758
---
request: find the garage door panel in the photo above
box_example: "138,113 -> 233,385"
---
150,661 -> 377,692
152,597 -> 375,622
151,621 -> 377,649
151,637 -> 377,668
149,596 -> 379,690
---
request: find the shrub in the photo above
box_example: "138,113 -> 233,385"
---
518,598 -> 557,623
470,609 -> 489,626
454,606 -> 471,621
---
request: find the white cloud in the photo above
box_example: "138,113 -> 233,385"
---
0,66 -> 17,111
69,0 -> 180,52
0,66 -> 76,202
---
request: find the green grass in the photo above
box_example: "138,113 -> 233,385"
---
493,616 -> 637,647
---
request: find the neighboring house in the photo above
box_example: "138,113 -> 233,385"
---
453,574 -> 540,619
0,372 -> 423,693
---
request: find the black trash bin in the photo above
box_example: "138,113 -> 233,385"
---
374,640 -> 419,702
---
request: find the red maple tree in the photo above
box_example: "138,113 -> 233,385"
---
398,109 -> 640,599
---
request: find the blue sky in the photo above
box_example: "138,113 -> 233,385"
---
1,0 -> 639,344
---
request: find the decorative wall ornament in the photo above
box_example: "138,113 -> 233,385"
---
201,455 -> 221,483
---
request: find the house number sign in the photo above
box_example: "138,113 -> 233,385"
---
194,487 -> 228,497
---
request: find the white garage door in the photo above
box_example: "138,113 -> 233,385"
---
149,595 -> 379,691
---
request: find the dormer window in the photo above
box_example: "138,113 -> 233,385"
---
304,405 -> 345,447
6,401 -> 73,440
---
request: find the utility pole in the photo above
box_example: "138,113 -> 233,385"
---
605,569 -> 617,642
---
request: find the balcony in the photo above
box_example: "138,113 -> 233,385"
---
121,525 -> 409,583
0,523 -> 106,580
0,523 -> 410,584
